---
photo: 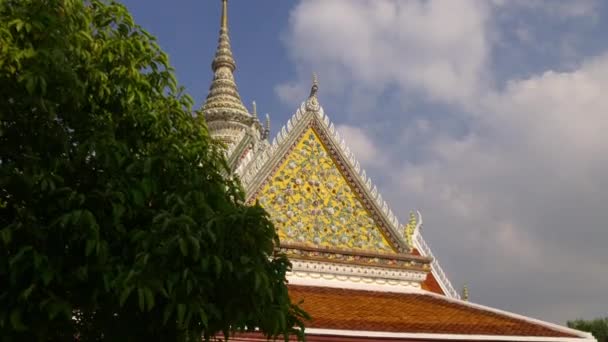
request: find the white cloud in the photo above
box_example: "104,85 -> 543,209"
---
335,124 -> 384,166
279,0 -> 491,105
275,82 -> 308,107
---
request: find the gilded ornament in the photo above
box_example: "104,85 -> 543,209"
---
404,211 -> 417,249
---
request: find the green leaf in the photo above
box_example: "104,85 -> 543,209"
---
119,286 -> 134,307
254,273 -> 260,291
0,228 -> 11,245
85,239 -> 96,256
199,309 -> 208,327
10,309 -> 26,331
47,300 -> 70,320
131,189 -> 144,207
178,237 -> 187,256
137,288 -> 145,311
144,157 -> 152,174
25,74 -> 35,94
9,246 -> 32,267
144,288 -> 154,311
213,255 -> 222,277
41,269 -> 54,286
20,284 -> 35,300
176,304 -> 186,326
39,76 -> 47,95
189,236 -> 200,259
162,303 -> 174,325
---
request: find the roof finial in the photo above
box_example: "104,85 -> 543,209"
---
305,73 -> 321,112
211,0 -> 236,72
309,72 -> 319,98
252,101 -> 257,117
221,0 -> 228,31
264,113 -> 271,139
462,284 -> 469,301
201,0 -> 250,118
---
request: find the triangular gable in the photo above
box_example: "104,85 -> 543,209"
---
239,96 -> 460,298
255,126 -> 396,252
244,100 -> 408,253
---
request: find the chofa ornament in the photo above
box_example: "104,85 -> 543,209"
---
404,211 -> 418,249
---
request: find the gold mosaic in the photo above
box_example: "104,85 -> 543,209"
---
256,127 -> 395,252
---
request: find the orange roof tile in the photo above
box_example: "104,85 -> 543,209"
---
422,272 -> 445,295
288,285 -> 577,338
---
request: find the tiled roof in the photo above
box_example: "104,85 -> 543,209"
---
410,248 -> 445,296
422,270 -> 445,295
288,285 -> 578,338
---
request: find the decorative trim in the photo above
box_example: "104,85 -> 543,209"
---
280,244 -> 431,270
288,259 -> 427,290
288,274 -> 425,294
303,329 -> 595,342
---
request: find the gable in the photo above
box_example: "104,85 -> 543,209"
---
254,127 -> 397,253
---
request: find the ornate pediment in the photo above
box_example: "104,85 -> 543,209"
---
256,126 -> 397,253
239,80 -> 459,298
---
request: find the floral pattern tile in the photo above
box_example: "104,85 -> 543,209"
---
256,127 -> 395,252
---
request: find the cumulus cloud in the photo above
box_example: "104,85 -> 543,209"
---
279,0 -> 608,323
279,0 -> 492,105
335,124 -> 387,166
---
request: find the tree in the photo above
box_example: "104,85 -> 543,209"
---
0,0 -> 307,340
568,318 -> 608,342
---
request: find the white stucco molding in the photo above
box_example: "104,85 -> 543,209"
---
287,259 -> 427,292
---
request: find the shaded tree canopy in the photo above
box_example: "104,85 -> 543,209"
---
0,0 -> 307,340
568,318 -> 608,342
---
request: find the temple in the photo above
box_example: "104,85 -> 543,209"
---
199,1 -> 595,341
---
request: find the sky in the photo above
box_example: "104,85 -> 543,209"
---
121,0 -> 608,324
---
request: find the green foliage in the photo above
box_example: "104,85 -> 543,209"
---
568,318 -> 608,342
0,0 -> 307,340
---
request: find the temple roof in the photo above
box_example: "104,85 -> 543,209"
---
226,285 -> 592,341
288,285 -> 585,337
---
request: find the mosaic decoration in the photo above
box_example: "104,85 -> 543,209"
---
256,127 -> 396,252
279,246 -> 429,270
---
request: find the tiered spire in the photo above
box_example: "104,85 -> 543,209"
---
201,0 -> 249,118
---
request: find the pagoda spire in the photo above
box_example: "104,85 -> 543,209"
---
201,0 -> 250,120
201,0 -> 263,147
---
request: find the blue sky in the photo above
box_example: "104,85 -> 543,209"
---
122,0 -> 608,324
